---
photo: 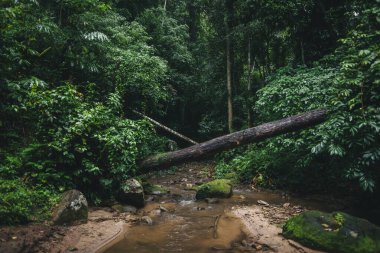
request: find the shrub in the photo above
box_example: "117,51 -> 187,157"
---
0,179 -> 59,225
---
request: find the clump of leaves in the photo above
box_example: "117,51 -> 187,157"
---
0,179 -> 59,225
1,83 -> 167,204
334,212 -> 345,227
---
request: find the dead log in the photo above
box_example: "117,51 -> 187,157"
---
131,109 -> 198,145
139,109 -> 327,172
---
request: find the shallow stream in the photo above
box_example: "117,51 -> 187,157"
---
102,162 -> 338,253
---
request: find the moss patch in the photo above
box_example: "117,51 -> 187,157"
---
195,179 -> 232,200
111,204 -> 124,213
143,183 -> 170,195
283,210 -> 380,253
222,172 -> 239,184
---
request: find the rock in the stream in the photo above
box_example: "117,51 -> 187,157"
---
143,182 -> 170,196
118,179 -> 145,208
283,210 -> 380,253
257,200 -> 269,206
205,198 -> 219,204
111,204 -> 124,213
123,205 -> 138,213
148,185 -> 170,196
52,190 -> 88,225
141,216 -> 153,225
111,204 -> 137,213
195,179 -> 232,200
159,205 -> 169,212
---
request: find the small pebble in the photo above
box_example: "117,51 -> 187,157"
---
141,216 -> 153,225
257,200 -> 269,206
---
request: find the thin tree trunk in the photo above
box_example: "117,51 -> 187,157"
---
139,109 -> 327,172
188,1 -> 198,42
301,40 -> 305,65
161,0 -> 167,26
226,38 -> 233,133
226,0 -> 234,133
247,37 -> 253,127
131,110 -> 198,145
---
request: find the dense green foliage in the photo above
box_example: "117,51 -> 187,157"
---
1,0 -> 379,224
0,0 -> 170,222
213,1 -> 380,193
0,179 -> 58,225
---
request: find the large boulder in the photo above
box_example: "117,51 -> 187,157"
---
195,179 -> 232,200
118,179 -> 145,208
52,190 -> 88,225
283,210 -> 380,253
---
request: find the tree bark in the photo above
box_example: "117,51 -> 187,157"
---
188,1 -> 198,42
226,0 -> 234,133
301,39 -> 305,65
247,37 -> 254,127
139,109 -> 327,173
131,109 -> 198,145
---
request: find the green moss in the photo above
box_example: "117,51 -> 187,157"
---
222,172 -> 239,184
283,211 -> 380,253
111,204 -> 124,212
143,183 -> 170,195
190,186 -> 199,191
195,179 -> 232,200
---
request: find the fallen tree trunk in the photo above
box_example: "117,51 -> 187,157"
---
139,109 -> 327,173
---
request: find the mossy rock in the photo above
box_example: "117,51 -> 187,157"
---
111,204 -> 124,213
195,179 -> 232,200
52,190 -> 88,225
118,179 -> 145,208
143,183 -> 170,195
283,210 -> 380,253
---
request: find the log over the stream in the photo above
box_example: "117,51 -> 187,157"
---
139,109 -> 327,173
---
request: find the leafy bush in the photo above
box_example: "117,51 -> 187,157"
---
215,146 -> 271,184
0,0 -> 171,210
217,49 -> 380,192
216,66 -> 340,190
0,179 -> 59,225
8,84 -> 165,202
213,1 -> 380,194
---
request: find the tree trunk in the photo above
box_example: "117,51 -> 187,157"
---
188,1 -> 198,42
131,109 -> 198,145
301,39 -> 305,65
247,37 -> 253,127
226,0 -> 234,133
139,109 -> 327,173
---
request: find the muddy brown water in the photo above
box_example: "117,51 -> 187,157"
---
102,163 -> 339,253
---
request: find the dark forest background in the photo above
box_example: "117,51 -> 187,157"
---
1,0 -> 379,225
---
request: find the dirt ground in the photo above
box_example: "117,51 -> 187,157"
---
0,208 -> 131,253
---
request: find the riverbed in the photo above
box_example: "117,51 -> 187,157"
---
0,161 -> 344,253
98,162 -> 337,253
